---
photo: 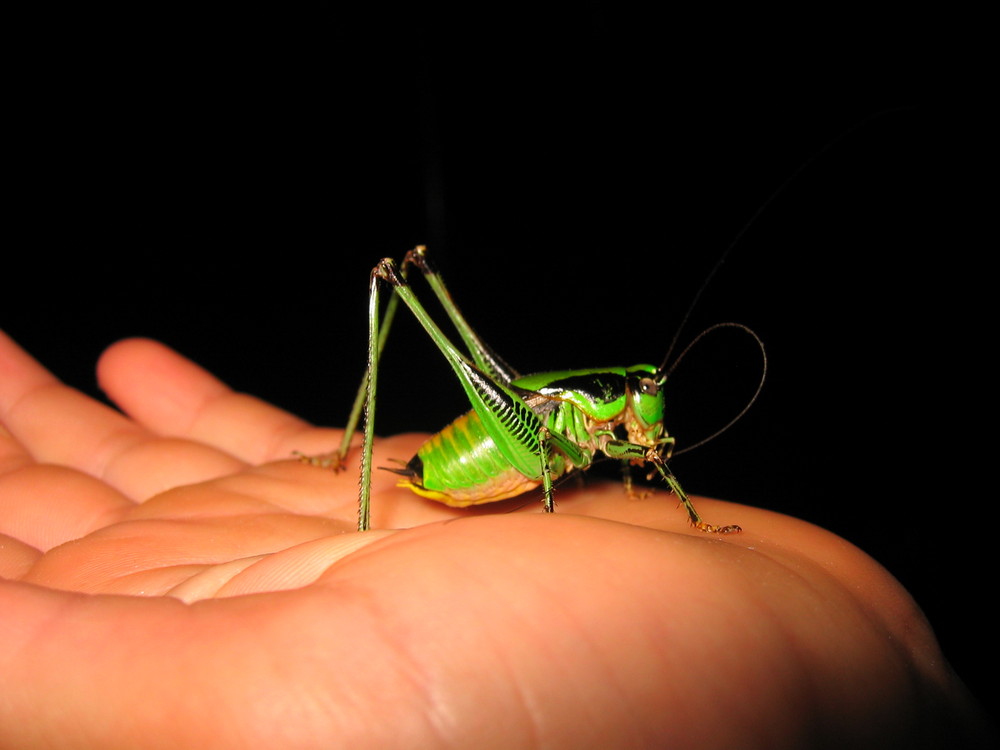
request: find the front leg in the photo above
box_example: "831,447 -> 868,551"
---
538,428 -> 594,513
603,439 -> 742,534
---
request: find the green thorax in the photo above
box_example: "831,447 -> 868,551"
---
513,364 -> 663,429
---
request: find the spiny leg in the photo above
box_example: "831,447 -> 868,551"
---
357,256 -> 430,529
357,263 -> 387,531
297,250 -> 425,475
537,427 -> 556,513
537,426 -> 596,514
301,245 -> 519,475
652,454 -> 741,534
358,256 -> 551,529
403,247 -> 520,385
605,440 -> 741,533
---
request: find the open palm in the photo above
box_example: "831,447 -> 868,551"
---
0,330 -> 988,749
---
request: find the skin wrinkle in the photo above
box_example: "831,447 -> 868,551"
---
499,557 -> 622,746
734,547 -> 919,748
17,592 -> 192,746
2,582 -> 74,677
590,531 -> 784,747
211,532 -> 397,599
4,590 -> 84,745
125,476 -> 286,520
330,526 -> 545,749
756,533 -> 927,673
170,556 -> 267,601
453,568 -> 549,750
0,359 -> 49,422
725,561 -> 901,748
231,595 -> 366,749
572,524 -> 836,747
721,572 -> 827,747
121,593 -> 329,747
76,414 -> 150,491
321,577 -> 450,748
421,603 -> 542,750
373,519 -> 641,747
624,546 -> 768,746
179,389 -> 309,468
3,381 -> 133,482
740,550 -> 848,720
24,515 -> 294,593
0,465 -> 117,549
98,339 -> 225,439
189,391 -> 270,458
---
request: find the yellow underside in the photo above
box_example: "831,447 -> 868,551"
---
397,474 -> 542,508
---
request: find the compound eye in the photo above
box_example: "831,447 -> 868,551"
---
639,377 -> 659,396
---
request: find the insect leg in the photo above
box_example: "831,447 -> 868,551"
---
358,263 -> 386,531
402,246 -> 520,385
659,468 -> 741,534
602,440 -> 741,533
537,428 -> 594,513
358,258 -> 548,529
311,246 -> 518,473
297,250 -> 418,471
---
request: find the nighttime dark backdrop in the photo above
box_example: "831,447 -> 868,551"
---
6,7 -> 991,724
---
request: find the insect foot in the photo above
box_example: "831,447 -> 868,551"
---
621,469 -> 652,500
654,457 -> 743,534
692,519 -> 742,534
293,450 -> 349,472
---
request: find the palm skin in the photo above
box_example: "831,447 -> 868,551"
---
0,330 -> 991,749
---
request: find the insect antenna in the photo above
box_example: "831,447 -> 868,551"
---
654,119 -> 871,455
658,117 -> 867,375
663,322 -> 767,458
656,207 -> 770,376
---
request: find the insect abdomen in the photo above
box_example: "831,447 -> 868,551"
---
397,410 -> 541,507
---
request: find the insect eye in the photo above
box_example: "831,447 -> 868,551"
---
639,378 -> 658,396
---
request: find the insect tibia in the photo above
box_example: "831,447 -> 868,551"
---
654,459 -> 742,534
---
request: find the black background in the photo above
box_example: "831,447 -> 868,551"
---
5,7 -> 992,724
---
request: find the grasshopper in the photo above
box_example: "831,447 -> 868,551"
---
310,246 -> 765,533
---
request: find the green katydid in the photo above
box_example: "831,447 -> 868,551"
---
311,245 -> 765,532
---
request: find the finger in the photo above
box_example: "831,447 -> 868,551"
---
0,330 -> 244,500
0,421 -> 29,474
0,463 -> 133,553
97,338 -> 343,464
0,582 -> 388,747
0,328 -> 143,471
0,412 -> 133,553
0,533 -> 41,578
16,437 -> 439,592
20,496 -> 351,594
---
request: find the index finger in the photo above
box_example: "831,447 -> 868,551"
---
97,337 -> 347,464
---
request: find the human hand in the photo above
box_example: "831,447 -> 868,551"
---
0,330 -> 991,749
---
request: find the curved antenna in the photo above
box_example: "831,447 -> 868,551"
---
657,113 -> 887,375
663,322 -> 768,458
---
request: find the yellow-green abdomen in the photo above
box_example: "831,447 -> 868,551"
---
398,410 -> 541,507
